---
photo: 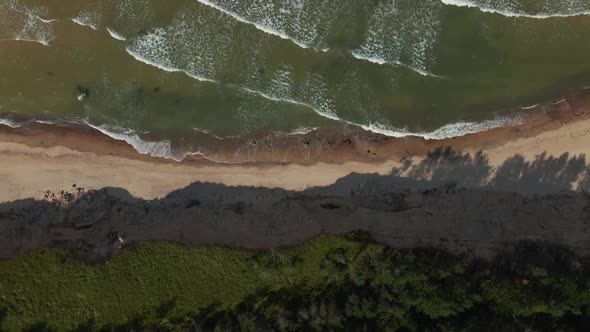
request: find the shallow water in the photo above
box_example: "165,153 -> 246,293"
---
1,0 -> 590,157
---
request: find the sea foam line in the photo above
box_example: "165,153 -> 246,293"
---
359,114 -> 525,140
239,87 -> 340,121
0,38 -> 50,46
70,17 -> 98,30
107,28 -> 126,41
441,0 -> 590,18
350,51 -> 442,78
4,5 -> 58,23
1,113 -> 527,162
125,48 -> 216,83
195,0 -> 320,50
84,121 -> 181,161
0,118 -> 21,128
235,86 -> 523,141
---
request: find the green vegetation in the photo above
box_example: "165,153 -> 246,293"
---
1,233 -> 590,331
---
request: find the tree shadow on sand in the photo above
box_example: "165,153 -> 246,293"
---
390,147 -> 589,194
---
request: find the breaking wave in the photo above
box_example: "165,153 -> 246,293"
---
106,28 -> 126,41
0,118 -> 21,128
71,10 -> 100,30
1,112 -> 530,161
125,46 -> 216,83
0,1 -> 55,45
84,122 -> 180,161
195,0 -> 438,76
196,0 -> 318,50
360,114 -> 525,140
441,0 -> 590,18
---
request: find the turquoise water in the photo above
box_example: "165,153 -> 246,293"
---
1,0 -> 590,158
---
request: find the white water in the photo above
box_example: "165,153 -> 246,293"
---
0,110 -> 528,162
359,114 -> 525,140
196,0 -> 437,76
107,28 -> 127,41
71,17 -> 97,30
84,122 -> 179,160
196,0 -> 323,50
353,0 -> 442,76
81,111 -> 526,161
350,51 -> 441,78
71,9 -> 100,30
0,118 -> 21,128
441,0 -> 590,18
288,127 -> 318,135
0,1 -> 55,45
239,87 -> 340,121
125,47 -> 216,83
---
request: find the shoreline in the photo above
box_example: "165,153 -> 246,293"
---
1,88 -> 590,202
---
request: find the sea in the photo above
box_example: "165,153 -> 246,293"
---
1,0 -> 590,160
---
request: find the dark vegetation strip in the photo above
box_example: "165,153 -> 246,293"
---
1,232 -> 590,331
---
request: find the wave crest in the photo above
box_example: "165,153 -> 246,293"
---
441,0 -> 590,18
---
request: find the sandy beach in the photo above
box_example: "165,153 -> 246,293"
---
1,89 -> 590,202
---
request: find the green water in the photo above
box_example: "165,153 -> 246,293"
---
1,0 -> 590,157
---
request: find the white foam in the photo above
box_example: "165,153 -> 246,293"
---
0,118 -> 21,128
106,28 -> 126,41
239,84 -> 523,141
196,0 -> 319,50
240,86 -> 340,121
84,121 -> 180,160
0,37 -> 49,46
0,1 -> 56,46
288,127 -> 318,135
71,17 -> 98,30
353,0 -> 442,78
441,0 -> 590,18
350,51 -> 442,78
359,114 -> 525,140
125,48 -> 216,83
37,17 -> 57,23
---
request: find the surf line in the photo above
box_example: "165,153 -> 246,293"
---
123,44 -> 515,141
70,17 -> 98,30
195,0 -> 327,52
440,0 -> 590,19
350,51 -> 442,78
124,45 -> 475,141
0,38 -> 51,46
125,48 -> 216,83
106,28 -> 126,41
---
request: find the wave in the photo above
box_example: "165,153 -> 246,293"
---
106,28 -> 126,41
71,17 -> 98,30
360,114 -> 525,140
239,87 -> 340,121
125,47 -> 216,83
289,127 -> 318,135
441,0 -> 590,18
83,122 -> 180,161
196,0 -> 439,74
350,51 -> 441,78
0,1 -> 56,46
0,37 -> 50,46
0,118 -> 21,128
84,112 -> 527,161
2,111 -> 528,161
196,0 -> 319,50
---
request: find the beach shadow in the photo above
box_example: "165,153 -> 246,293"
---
391,147 -> 589,194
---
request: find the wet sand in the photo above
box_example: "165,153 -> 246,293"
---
1,89 -> 590,202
